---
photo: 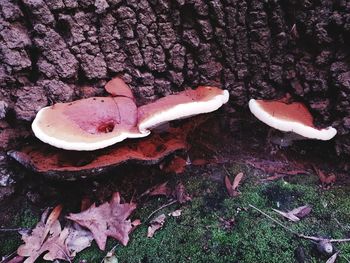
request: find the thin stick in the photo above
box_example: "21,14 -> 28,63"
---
249,204 -> 299,235
147,200 -> 177,221
222,165 -> 231,177
0,228 -> 27,232
341,254 -> 350,263
249,204 -> 350,243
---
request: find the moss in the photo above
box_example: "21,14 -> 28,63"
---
3,164 -> 350,263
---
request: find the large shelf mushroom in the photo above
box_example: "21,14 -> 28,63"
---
31,78 -> 229,151
248,99 -> 337,141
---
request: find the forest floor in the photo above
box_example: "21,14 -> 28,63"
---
0,113 -> 349,263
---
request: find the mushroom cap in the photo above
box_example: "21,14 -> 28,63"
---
138,86 -> 229,133
32,97 -> 149,151
248,99 -> 337,140
104,77 -> 134,99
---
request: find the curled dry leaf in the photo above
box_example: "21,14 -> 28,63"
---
17,205 -> 71,263
162,156 -> 187,174
149,182 -> 171,196
225,172 -> 244,197
313,165 -> 336,185
147,214 -> 166,238
65,223 -> 94,257
272,205 -> 312,222
168,210 -> 182,217
326,252 -> 339,263
66,192 -> 138,250
174,182 -> 192,204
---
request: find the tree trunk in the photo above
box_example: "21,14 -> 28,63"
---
0,0 -> 349,183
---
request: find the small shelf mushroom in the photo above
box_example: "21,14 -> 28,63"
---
248,99 -> 337,141
138,86 -> 229,133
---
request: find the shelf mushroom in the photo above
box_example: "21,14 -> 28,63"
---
138,86 -> 229,133
32,78 -> 229,151
32,96 -> 149,151
248,99 -> 337,141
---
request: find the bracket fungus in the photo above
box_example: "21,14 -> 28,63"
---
32,79 -> 229,151
138,86 -> 229,133
9,76 -> 229,178
248,99 -> 337,140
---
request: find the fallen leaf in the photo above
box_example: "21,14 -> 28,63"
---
174,182 -> 191,204
65,223 -> 94,257
148,182 -> 171,197
147,214 -> 166,238
292,205 -> 312,219
168,210 -> 182,217
326,252 -> 339,263
225,175 -> 234,197
103,247 -> 119,263
273,205 -> 312,222
162,156 -> 187,174
192,159 -> 208,166
17,205 -> 72,263
225,172 -> 244,197
232,172 -> 244,191
313,165 -> 336,185
66,192 -> 138,250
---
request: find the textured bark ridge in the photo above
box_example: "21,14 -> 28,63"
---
0,0 -> 349,158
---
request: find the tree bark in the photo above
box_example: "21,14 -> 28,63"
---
0,0 -> 349,163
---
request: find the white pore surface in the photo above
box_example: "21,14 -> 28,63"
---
138,90 -> 230,133
32,106 -> 150,151
248,99 -> 337,140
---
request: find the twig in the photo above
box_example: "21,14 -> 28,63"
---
146,200 -> 177,221
249,204 -> 299,235
249,204 -> 350,243
222,165 -> 231,177
0,228 -> 27,232
0,250 -> 17,263
341,254 -> 350,263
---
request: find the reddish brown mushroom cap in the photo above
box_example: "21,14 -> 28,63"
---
138,86 -> 229,133
249,99 -> 337,140
104,77 -> 134,99
32,97 -> 148,151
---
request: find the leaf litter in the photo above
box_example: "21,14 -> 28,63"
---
272,205 -> 312,222
147,214 -> 166,238
225,172 -> 244,197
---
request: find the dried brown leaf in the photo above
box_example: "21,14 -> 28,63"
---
273,205 -> 312,222
174,182 -> 191,204
65,223 -> 94,257
147,214 -> 166,238
163,156 -> 187,174
17,205 -> 72,263
225,175 -> 234,197
66,192 -> 137,250
313,166 -> 336,185
326,252 -> 339,263
168,210 -> 182,217
225,172 -> 244,197
291,205 -> 312,219
149,182 -> 171,197
232,172 -> 244,190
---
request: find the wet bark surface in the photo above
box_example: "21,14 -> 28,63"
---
0,0 -> 349,189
